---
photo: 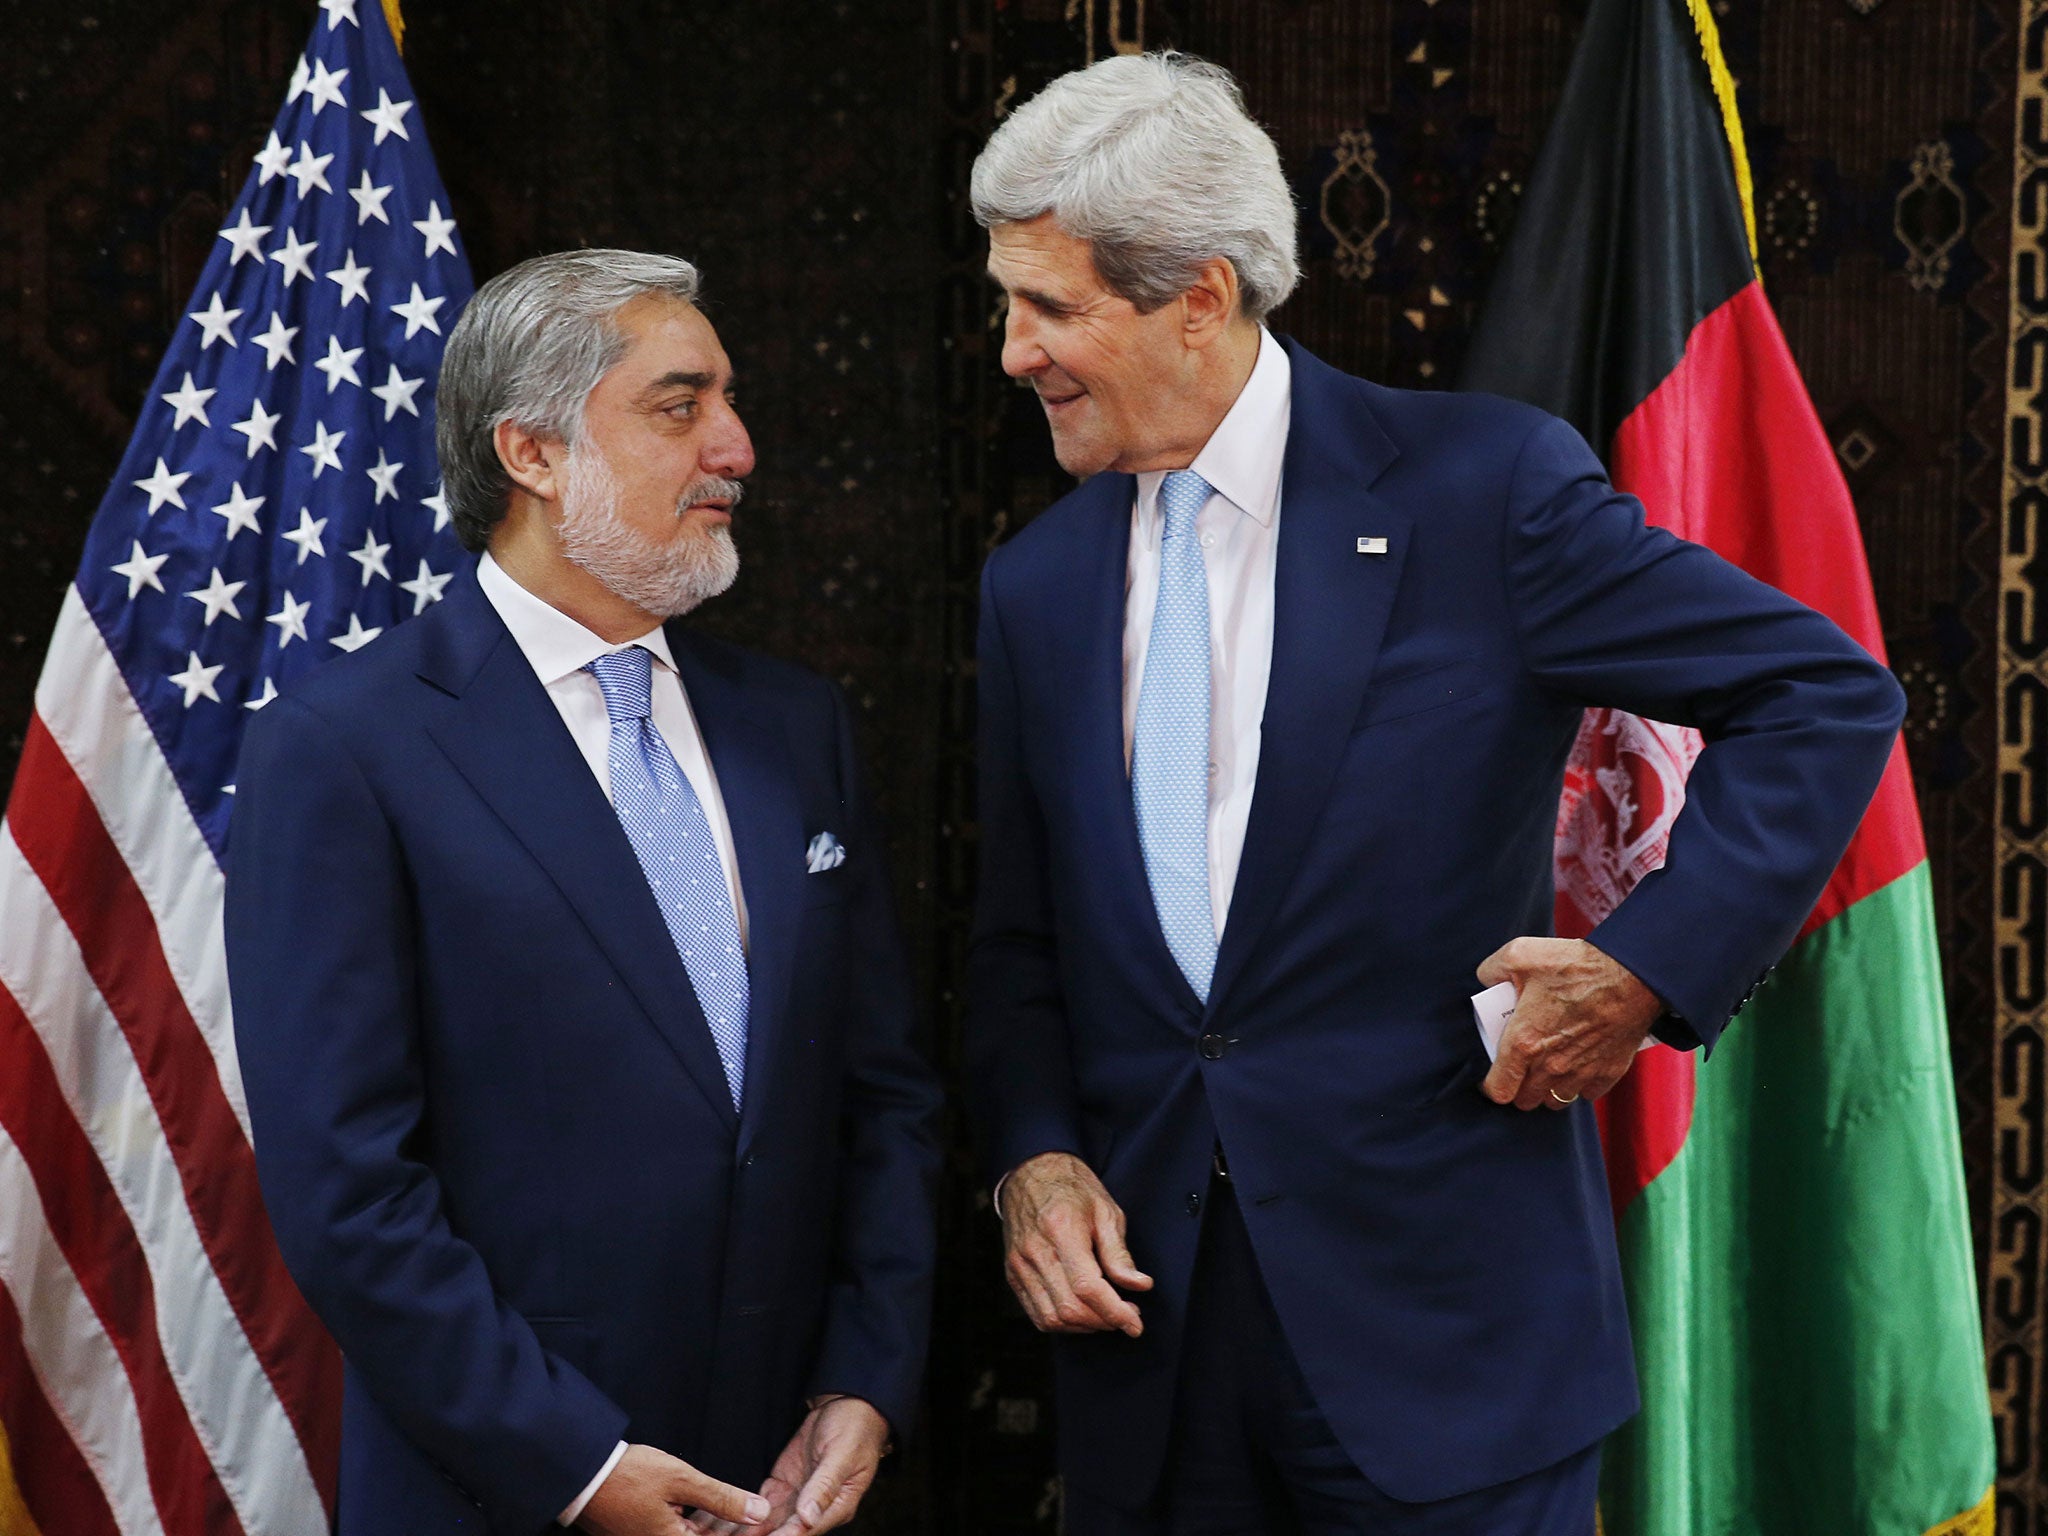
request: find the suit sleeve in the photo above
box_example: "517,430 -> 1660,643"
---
962,559 -> 1087,1185
803,681 -> 945,1441
225,696 -> 629,1531
1501,413 -> 1906,1047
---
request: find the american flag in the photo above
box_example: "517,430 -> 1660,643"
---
0,1 -> 472,1528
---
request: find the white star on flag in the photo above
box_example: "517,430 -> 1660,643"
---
218,208 -> 272,265
305,58 -> 350,114
169,652 -> 225,706
186,568 -> 247,627
371,364 -> 422,420
233,399 -> 282,458
110,540 -> 169,598
391,283 -> 445,338
189,293 -> 242,349
161,372 -> 215,430
319,0 -> 360,26
366,450 -> 404,503
424,486 -> 451,532
266,592 -> 312,648
272,229 -> 320,287
283,509 -> 329,565
315,335 -> 364,393
331,614 -> 382,652
254,130 -> 294,183
244,677 -> 281,711
399,559 -> 452,614
413,201 -> 458,258
133,457 -> 191,514
327,249 -> 373,307
253,312 -> 300,369
349,528 -> 392,584
360,88 -> 412,143
286,54 -> 311,103
288,142 -> 334,197
211,482 -> 266,539
349,170 -> 392,226
301,422 -> 347,477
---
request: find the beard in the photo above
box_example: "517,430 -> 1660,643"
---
555,441 -> 743,618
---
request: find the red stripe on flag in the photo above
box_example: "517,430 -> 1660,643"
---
0,983 -> 246,1534
8,718 -> 341,1510
1592,280 -> 1923,1213
1609,278 -> 1923,926
0,1262 -> 122,1536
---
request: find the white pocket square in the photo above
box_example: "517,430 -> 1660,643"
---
805,831 -> 847,873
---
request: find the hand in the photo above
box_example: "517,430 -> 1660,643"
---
576,1443 -> 768,1535
1477,937 -> 1662,1111
1000,1151 -> 1153,1337
682,1397 -> 890,1536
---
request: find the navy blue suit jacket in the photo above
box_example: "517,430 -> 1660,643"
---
965,339 -> 1905,1505
226,570 -> 943,1534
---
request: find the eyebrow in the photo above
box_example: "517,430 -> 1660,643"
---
992,277 -> 1074,314
642,370 -> 729,394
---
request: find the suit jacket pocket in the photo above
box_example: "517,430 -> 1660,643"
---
802,866 -> 854,908
1353,657 -> 1489,731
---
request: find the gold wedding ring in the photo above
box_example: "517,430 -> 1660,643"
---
1550,1089 -> 1578,1105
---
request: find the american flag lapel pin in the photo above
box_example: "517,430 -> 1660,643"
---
1356,536 -> 1389,556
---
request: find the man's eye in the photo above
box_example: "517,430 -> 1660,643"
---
667,399 -> 698,418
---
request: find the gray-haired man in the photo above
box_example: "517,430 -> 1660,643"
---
227,250 -> 943,1536
964,51 -> 1902,1536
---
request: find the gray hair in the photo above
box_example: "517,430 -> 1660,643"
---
970,52 -> 1299,322
435,248 -> 702,551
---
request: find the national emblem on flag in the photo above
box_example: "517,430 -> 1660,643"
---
0,0 -> 474,1527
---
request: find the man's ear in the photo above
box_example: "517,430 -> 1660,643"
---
494,418 -> 568,504
1180,256 -> 1243,349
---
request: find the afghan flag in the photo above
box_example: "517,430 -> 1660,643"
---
1460,0 -> 1993,1530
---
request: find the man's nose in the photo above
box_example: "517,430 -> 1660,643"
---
704,402 -> 757,481
1000,307 -> 1047,380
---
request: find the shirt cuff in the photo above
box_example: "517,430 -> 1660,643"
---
560,1440 -> 628,1528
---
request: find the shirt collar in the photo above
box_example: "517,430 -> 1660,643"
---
476,552 -> 679,686
1135,326 -> 1292,539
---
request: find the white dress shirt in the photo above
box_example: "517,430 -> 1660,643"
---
1124,328 -> 1291,936
474,553 -> 743,1526
477,553 -> 749,946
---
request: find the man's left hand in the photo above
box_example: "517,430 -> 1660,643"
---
1477,938 -> 1662,1111
683,1396 -> 889,1536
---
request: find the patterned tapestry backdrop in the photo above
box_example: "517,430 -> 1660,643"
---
0,0 -> 2031,1528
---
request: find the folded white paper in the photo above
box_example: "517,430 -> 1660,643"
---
1470,981 -> 1659,1063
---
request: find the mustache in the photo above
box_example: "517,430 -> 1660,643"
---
676,475 -> 746,516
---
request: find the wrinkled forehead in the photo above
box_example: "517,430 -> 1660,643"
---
600,293 -> 734,395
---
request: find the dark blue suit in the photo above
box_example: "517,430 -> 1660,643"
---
226,570 -> 942,1534
966,339 -> 1904,1515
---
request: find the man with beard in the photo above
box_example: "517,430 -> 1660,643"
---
226,250 -> 942,1536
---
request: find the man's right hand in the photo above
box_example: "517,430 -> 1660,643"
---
577,1444 -> 769,1535
1000,1151 -> 1153,1337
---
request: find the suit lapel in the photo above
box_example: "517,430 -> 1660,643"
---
417,575 -> 740,1130
1052,473 -> 1210,1017
1207,342 -> 1407,1018
668,630 -> 805,1160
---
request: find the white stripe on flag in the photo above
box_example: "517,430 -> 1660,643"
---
0,829 -> 325,1536
0,1122 -> 167,1536
33,587 -> 249,1140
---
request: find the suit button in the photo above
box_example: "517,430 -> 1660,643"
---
1198,1033 -> 1227,1060
1186,1192 -> 1203,1216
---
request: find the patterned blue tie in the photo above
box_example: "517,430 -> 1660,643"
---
1132,469 -> 1219,1002
586,647 -> 750,1109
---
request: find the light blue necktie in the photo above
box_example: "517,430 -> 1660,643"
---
1132,469 -> 1219,1002
587,647 -> 750,1109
